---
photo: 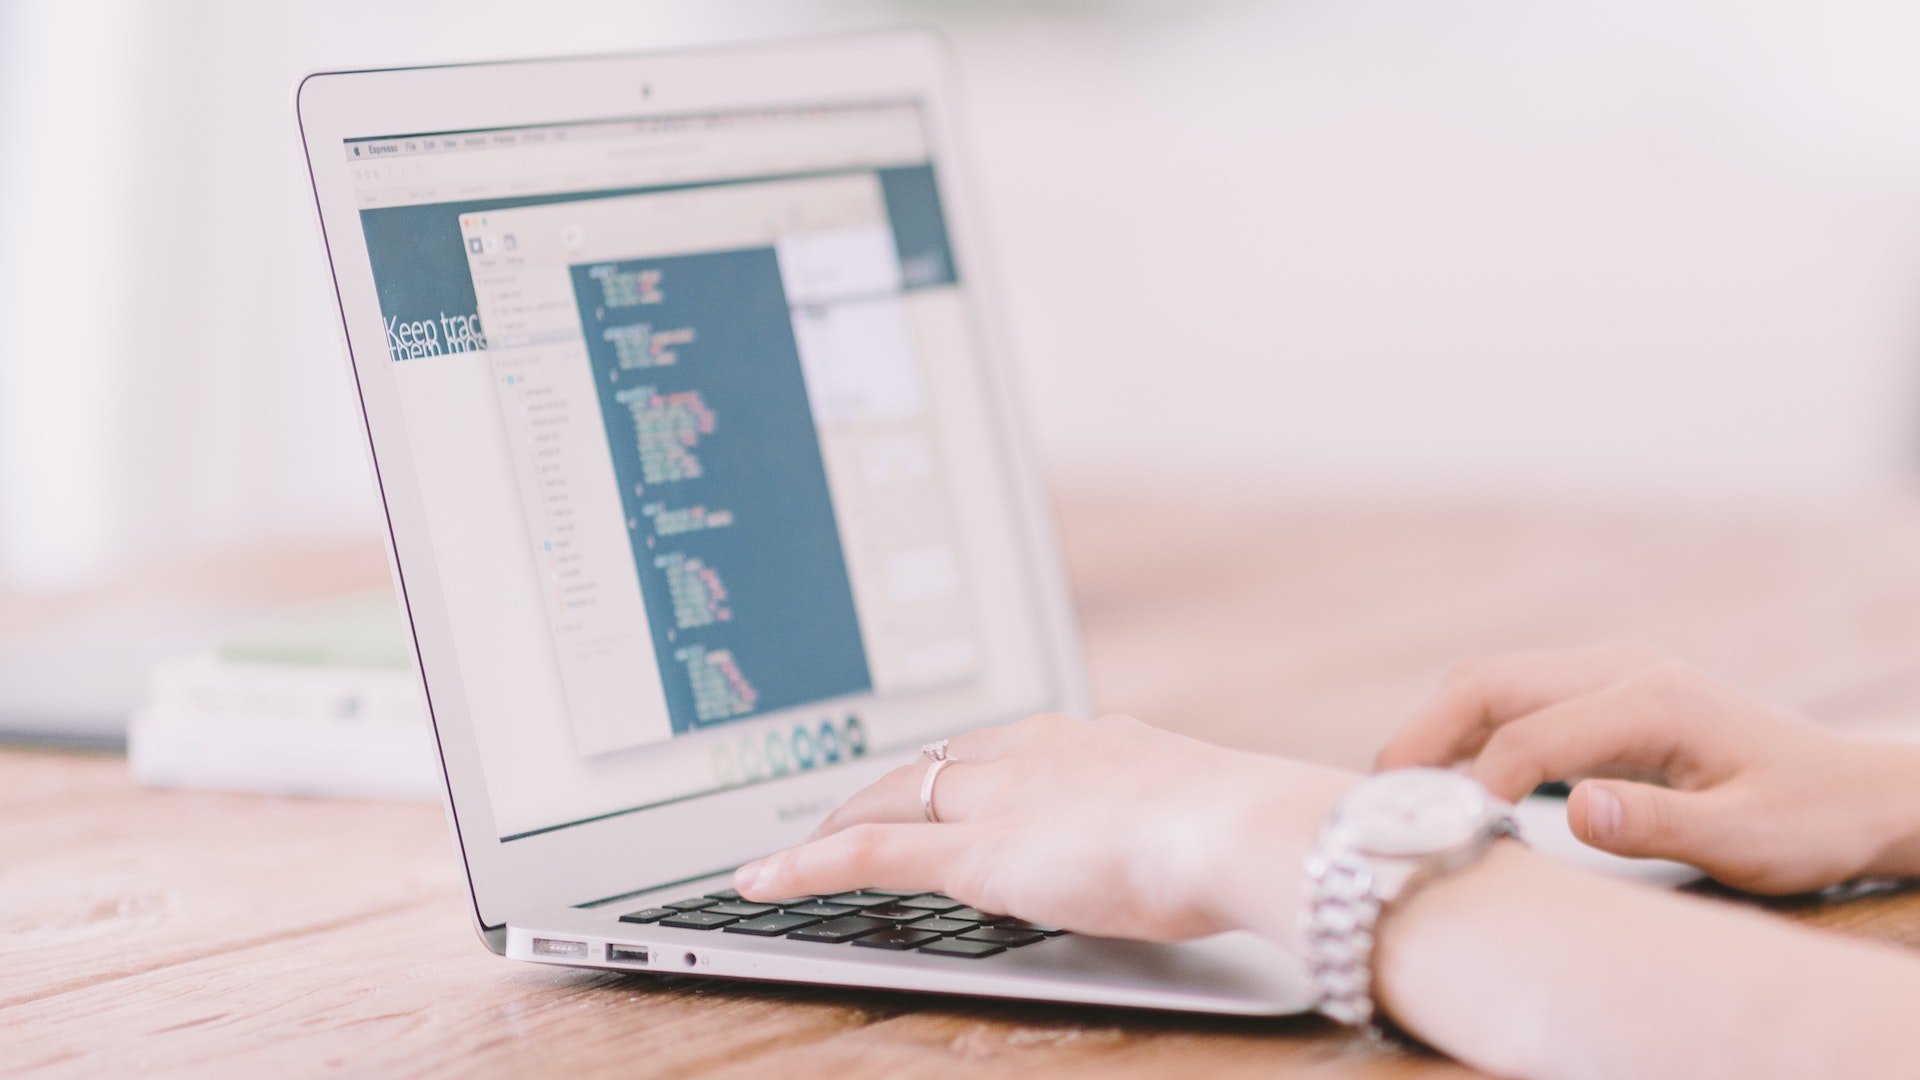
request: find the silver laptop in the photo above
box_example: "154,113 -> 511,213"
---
296,31 -> 1310,1015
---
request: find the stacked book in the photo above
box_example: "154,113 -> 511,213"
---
127,591 -> 438,801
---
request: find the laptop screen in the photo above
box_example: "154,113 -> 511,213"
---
344,103 -> 1054,841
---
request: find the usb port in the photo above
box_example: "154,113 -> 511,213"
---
606,944 -> 650,965
531,938 -> 587,958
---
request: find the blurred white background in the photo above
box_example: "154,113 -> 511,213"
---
6,0 -> 1920,594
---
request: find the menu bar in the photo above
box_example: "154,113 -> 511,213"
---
342,103 -> 931,211
342,106 -> 902,162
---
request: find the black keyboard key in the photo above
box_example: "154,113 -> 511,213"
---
664,896 -> 717,911
897,894 -> 963,913
852,928 -> 942,951
862,889 -> 921,897
659,910 -> 738,930
617,907 -> 675,924
704,901 -> 777,918
995,919 -> 1066,935
787,916 -> 893,943
859,904 -> 928,922
723,912 -> 823,937
919,937 -> 1006,958
782,901 -> 858,919
943,906 -> 1006,924
906,916 -> 972,935
705,888 -> 742,901
959,926 -> 1044,947
824,892 -> 897,908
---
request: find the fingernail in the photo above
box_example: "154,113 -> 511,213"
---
1586,785 -> 1624,841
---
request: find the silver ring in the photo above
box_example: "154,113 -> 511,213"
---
920,757 -> 956,823
921,739 -> 950,762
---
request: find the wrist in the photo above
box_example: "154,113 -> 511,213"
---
1856,740 -> 1920,879
1207,762 -> 1357,946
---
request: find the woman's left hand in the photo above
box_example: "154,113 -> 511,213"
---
734,713 -> 1357,944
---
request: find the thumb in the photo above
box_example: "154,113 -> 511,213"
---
1568,778 -> 1703,860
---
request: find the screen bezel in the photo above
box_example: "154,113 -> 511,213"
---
295,31 -> 1090,934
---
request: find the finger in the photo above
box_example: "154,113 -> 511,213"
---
1375,644 -> 1665,772
1569,778 -> 1710,862
802,714 -> 1067,841
736,823 -> 970,900
1467,678 -> 1690,801
809,759 -> 995,839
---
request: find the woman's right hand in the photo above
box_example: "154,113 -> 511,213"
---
1375,645 -> 1920,894
735,712 -> 1359,945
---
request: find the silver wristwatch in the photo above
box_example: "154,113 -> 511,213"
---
1302,768 -> 1520,1031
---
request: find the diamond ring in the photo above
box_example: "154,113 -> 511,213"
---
920,740 -> 955,822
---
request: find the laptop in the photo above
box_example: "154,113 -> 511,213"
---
297,30 -> 1312,1015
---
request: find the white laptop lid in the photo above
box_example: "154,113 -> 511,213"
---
297,32 -> 1088,931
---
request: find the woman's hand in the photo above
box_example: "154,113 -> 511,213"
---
1376,644 -> 1920,894
735,713 -> 1357,943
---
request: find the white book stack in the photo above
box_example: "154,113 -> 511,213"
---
127,592 -> 439,801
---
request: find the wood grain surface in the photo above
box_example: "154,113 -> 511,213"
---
5,494 -> 1920,1078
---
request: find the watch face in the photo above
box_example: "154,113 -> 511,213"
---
1334,768 -> 1491,857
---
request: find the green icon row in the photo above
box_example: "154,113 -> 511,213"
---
711,715 -> 867,785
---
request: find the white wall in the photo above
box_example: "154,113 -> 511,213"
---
4,0 -> 1920,591
961,2 -> 1920,501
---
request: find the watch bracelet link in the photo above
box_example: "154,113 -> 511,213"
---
1302,846 -> 1384,1027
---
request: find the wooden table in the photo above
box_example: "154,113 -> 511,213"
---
7,495 -> 1920,1077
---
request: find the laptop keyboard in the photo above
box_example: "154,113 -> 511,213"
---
618,888 -> 1066,958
